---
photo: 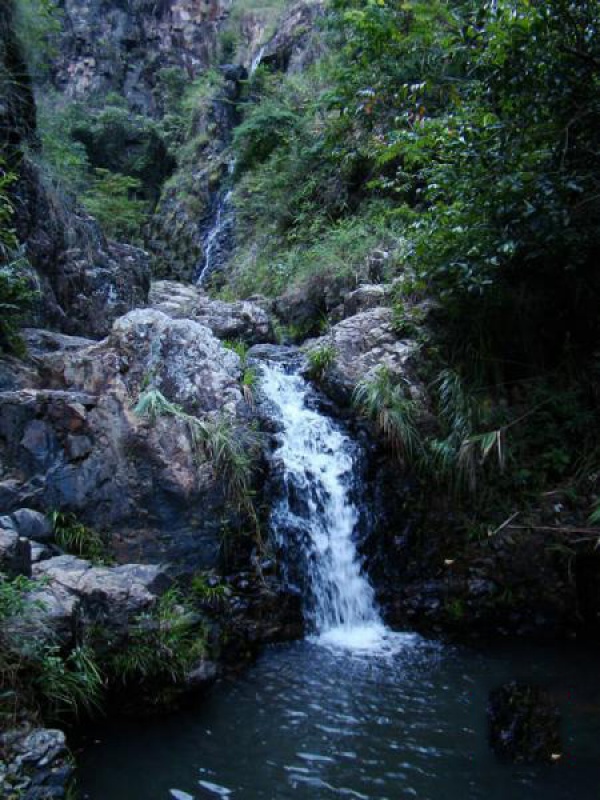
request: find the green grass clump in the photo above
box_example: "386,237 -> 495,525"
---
307,343 -> 336,381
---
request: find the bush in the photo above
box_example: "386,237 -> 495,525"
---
50,511 -> 107,563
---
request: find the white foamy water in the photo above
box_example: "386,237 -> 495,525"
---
261,361 -> 387,651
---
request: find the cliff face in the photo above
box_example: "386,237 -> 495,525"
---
1,0 -> 150,337
51,0 -> 230,114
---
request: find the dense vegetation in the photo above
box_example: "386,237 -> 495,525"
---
228,0 -> 600,527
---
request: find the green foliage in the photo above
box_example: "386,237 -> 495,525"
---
109,588 -> 204,686
33,644 -> 103,720
353,367 -> 421,462
0,573 -> 103,723
233,99 -> 301,172
133,387 -> 183,421
190,573 -> 227,606
82,169 -> 149,242
50,511 -> 107,563
223,340 -> 258,404
0,162 -> 34,353
14,0 -> 61,79
307,343 -> 336,381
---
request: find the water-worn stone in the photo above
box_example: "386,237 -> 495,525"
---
488,682 -> 561,763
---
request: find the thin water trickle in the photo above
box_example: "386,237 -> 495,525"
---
250,45 -> 266,77
260,361 -> 387,650
197,190 -> 233,286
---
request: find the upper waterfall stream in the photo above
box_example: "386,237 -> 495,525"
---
260,360 -> 386,650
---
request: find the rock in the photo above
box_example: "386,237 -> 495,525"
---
15,161 -> 151,339
340,283 -> 392,319
0,528 -> 31,577
220,63 -> 248,83
0,308 -> 253,566
260,1 -> 325,74
30,541 -> 54,564
0,726 -> 74,800
21,329 -> 95,357
304,307 -> 425,405
10,509 -> 54,543
33,556 -> 169,633
149,281 -> 275,344
488,682 -> 561,763
51,0 -> 224,114
185,659 -> 219,689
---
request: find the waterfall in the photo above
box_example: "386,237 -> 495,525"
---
250,45 -> 266,77
260,359 -> 387,650
196,189 -> 233,286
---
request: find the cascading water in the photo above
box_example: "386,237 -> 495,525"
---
196,189 -> 234,286
260,359 -> 387,650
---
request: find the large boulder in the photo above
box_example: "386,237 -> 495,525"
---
149,281 -> 275,344
0,309 -> 251,567
304,307 -> 424,404
33,555 -> 168,634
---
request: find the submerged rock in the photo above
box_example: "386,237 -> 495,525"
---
488,681 -> 561,763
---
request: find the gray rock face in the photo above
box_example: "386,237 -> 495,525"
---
14,156 -> 151,341
149,281 -> 275,344
260,0 -> 325,74
51,0 -> 227,115
0,309 -> 250,567
0,726 -> 74,800
304,307 -> 424,404
0,9 -> 151,341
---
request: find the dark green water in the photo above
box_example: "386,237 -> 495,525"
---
78,634 -> 600,800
